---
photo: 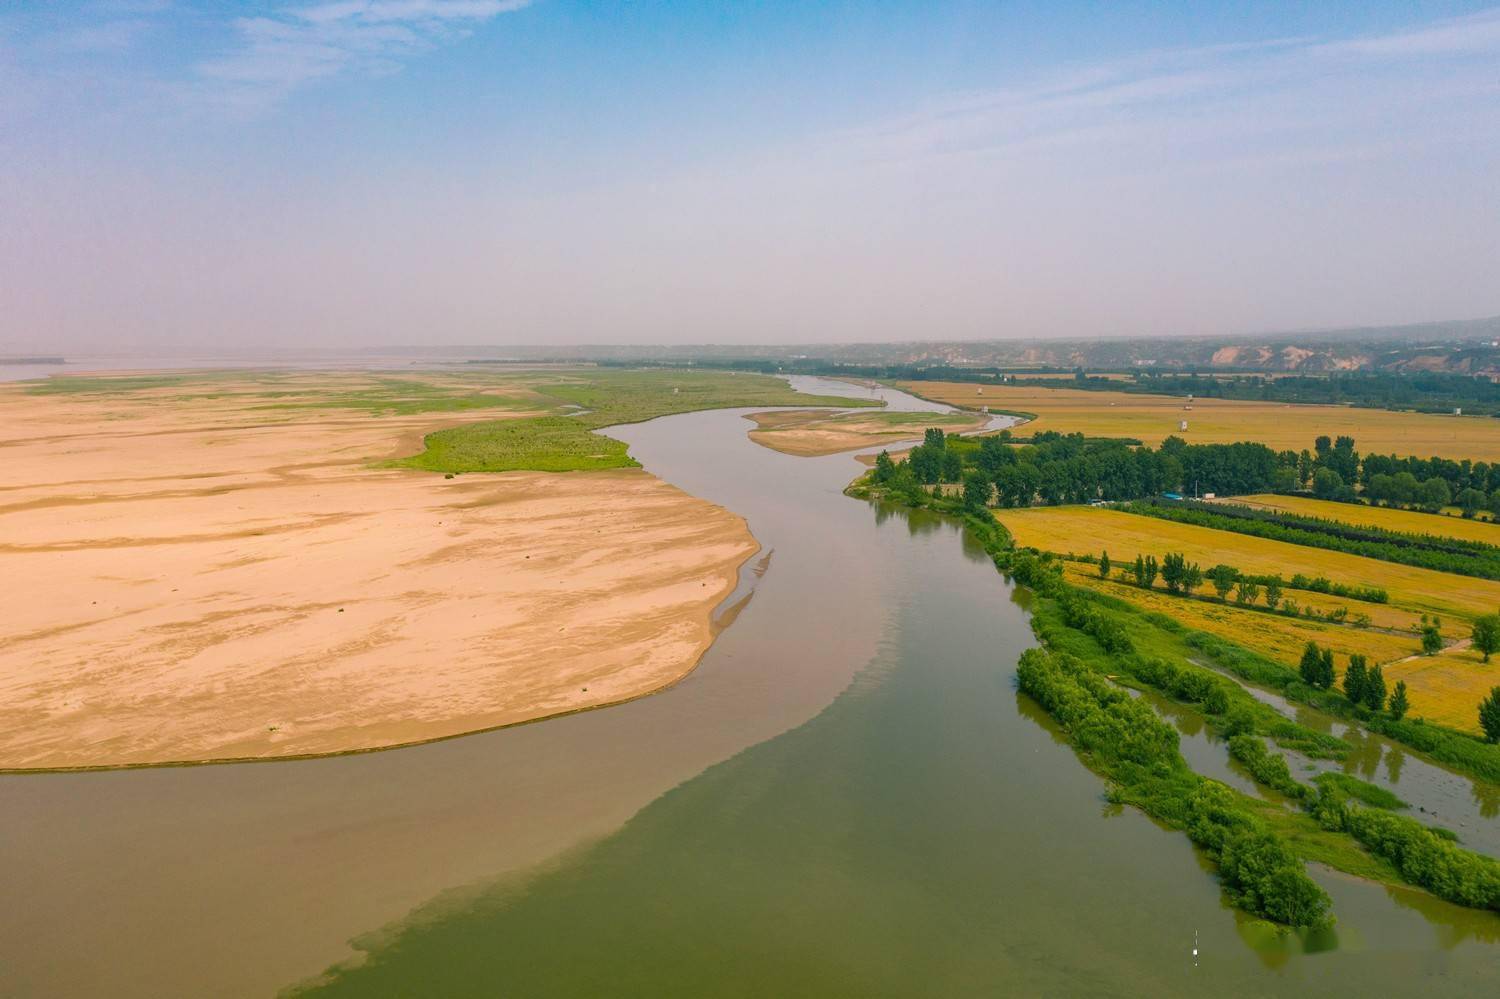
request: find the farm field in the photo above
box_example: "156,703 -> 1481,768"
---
897,380 -> 1500,459
1008,505 -> 1500,735
1235,493 -> 1500,544
997,506 -> 1500,623
746,408 -> 985,456
1383,646 -> 1498,735
1059,564 -> 1421,666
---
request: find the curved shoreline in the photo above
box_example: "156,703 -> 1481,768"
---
0,534 -> 761,776
0,376 -> 766,771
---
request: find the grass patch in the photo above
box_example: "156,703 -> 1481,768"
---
1313,772 -> 1407,810
392,369 -> 877,474
394,415 -> 637,472
25,373 -> 200,394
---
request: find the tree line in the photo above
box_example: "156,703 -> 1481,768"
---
873,424 -> 1500,522
1122,498 -> 1500,581
1094,548 -> 1384,619
873,428 -> 1286,508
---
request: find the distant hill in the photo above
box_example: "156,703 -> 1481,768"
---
428,315 -> 1500,376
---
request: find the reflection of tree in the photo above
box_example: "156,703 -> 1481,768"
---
1149,695 -> 1205,738
1339,726 -> 1383,782
1013,690 -> 1072,749
1384,746 -> 1405,784
1384,881 -> 1500,947
1473,779 -> 1500,820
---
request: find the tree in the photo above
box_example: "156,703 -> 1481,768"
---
1209,564 -> 1238,602
1263,577 -> 1283,611
909,444 -> 942,484
1098,551 -> 1111,579
1419,476 -> 1451,512
1457,487 -> 1488,518
1319,648 -> 1336,689
1183,562 -> 1203,596
1312,467 -> 1343,499
1297,450 -> 1314,487
1300,642 -> 1323,687
1481,687 -> 1500,743
962,471 -> 992,511
1472,614 -> 1500,663
872,450 -> 895,484
1389,680 -> 1409,721
1235,580 -> 1260,606
1161,552 -> 1187,593
888,460 -> 923,505
923,427 -> 947,451
1362,664 -> 1387,712
1343,654 -> 1367,704
1421,616 -> 1443,656
942,449 -> 964,483
1132,554 -> 1159,589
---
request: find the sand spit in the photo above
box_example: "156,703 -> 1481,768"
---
747,409 -> 987,457
0,375 -> 758,769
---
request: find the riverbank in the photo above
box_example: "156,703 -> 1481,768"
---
746,408 -> 987,456
0,374 -> 758,769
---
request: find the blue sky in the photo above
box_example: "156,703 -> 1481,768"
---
3,2 -> 1499,351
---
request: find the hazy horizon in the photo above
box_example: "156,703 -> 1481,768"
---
5,2 -> 1500,353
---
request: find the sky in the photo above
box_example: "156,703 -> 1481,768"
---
2,1 -> 1499,353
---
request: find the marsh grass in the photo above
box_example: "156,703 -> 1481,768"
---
391,369 -> 877,473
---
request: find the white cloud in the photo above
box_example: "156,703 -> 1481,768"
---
1314,8 -> 1500,57
835,11 -> 1500,169
196,0 -> 533,107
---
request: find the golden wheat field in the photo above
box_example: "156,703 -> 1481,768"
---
897,380 -> 1500,460
1060,564 -> 1421,666
1383,646 -> 1499,735
999,506 -> 1500,622
1234,494 -> 1500,544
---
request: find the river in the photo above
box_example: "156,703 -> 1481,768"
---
1,377 -> 1497,997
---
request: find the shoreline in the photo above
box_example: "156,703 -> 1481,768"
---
0,535 -> 760,776
0,373 -> 763,771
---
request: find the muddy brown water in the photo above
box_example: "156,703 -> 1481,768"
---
2,378 -> 1497,997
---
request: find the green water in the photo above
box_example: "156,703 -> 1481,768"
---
288,393 -> 1500,998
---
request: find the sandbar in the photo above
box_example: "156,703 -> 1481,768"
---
0,372 -> 758,769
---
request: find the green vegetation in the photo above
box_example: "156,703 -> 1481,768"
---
1473,615 -> 1500,663
25,369 -> 540,416
858,444 -> 1500,920
1312,772 -> 1406,811
255,378 -> 541,416
1228,734 -> 1306,800
1016,647 -> 1330,927
1313,794 -> 1500,911
24,373 -> 199,394
1483,689 -> 1500,744
392,370 -> 874,473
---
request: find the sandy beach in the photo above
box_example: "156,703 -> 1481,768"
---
0,373 -> 757,769
746,409 -> 987,457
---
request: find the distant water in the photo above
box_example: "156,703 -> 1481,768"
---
0,353 -> 506,383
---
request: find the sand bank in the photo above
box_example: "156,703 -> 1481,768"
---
0,374 -> 757,769
747,409 -> 986,457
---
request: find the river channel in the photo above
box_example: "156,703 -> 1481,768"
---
2,377 -> 1497,997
